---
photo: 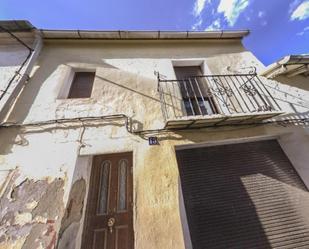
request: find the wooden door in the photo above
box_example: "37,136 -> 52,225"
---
81,152 -> 133,249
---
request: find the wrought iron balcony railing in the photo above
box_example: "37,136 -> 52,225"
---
157,73 -> 282,129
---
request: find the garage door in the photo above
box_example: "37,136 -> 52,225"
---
176,140 -> 309,249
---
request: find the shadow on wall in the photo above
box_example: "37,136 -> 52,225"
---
275,110 -> 309,128
6,60 -> 117,123
0,57 -> 105,153
0,47 -> 31,96
96,75 -> 160,103
255,76 -> 309,126
0,47 -> 29,67
273,75 -> 309,92
44,40 -> 246,60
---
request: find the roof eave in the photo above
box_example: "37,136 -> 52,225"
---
0,20 -> 35,32
40,29 -> 250,40
261,55 -> 309,78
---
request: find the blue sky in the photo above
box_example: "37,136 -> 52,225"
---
0,0 -> 308,65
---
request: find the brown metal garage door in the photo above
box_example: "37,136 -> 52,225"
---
176,140 -> 309,249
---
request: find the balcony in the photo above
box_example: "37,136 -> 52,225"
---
157,73 -> 282,129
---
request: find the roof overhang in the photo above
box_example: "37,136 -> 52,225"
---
261,55 -> 309,78
0,20 -> 36,45
0,20 -> 249,41
39,29 -> 249,40
0,20 -> 35,32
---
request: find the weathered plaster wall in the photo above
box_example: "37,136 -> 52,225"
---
1,123 -> 309,249
269,74 -> 309,117
0,45 -> 29,92
7,39 -> 246,124
0,39 -> 309,249
0,126 -> 82,248
274,74 -> 309,89
0,32 -> 37,123
0,32 -> 35,95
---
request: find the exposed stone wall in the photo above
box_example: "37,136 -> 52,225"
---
0,169 -> 65,249
57,178 -> 86,249
0,126 -> 80,249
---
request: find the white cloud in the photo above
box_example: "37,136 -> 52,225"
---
217,0 -> 250,26
261,20 -> 267,26
191,18 -> 203,30
258,11 -> 265,18
289,0 -> 303,13
297,26 -> 309,35
205,19 -> 222,30
291,1 -> 309,20
193,0 -> 209,17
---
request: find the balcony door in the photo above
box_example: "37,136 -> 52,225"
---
81,152 -> 134,249
174,66 -> 217,116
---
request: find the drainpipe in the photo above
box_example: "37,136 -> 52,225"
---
0,29 -> 42,122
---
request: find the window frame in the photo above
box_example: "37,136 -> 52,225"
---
173,64 -> 218,116
58,67 -> 96,99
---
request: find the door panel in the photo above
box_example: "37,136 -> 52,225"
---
117,159 -> 128,211
93,229 -> 107,249
97,160 -> 111,215
82,152 -> 133,249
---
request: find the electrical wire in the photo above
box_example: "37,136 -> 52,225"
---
0,114 -> 308,137
0,25 -> 34,102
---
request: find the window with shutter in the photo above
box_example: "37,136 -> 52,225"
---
67,72 -> 95,99
176,140 -> 309,249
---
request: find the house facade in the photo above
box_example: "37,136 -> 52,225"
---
0,20 -> 309,249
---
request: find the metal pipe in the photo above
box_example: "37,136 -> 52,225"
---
193,77 -> 208,115
238,75 -> 260,111
188,77 -> 202,115
182,80 -> 195,116
3,113 -> 306,137
229,76 -> 247,113
209,76 -> 232,114
222,76 -> 238,113
251,76 -> 274,110
256,76 -> 281,111
204,77 -> 224,114
159,73 -> 256,82
244,75 -> 268,110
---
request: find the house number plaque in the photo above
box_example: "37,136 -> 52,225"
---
149,137 -> 159,145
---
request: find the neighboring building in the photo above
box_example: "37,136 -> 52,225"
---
0,20 -> 309,249
261,54 -> 309,88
